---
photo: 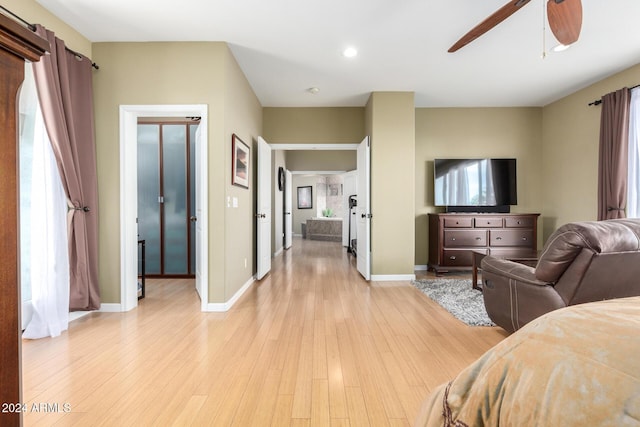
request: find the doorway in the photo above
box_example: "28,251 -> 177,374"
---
268,141 -> 370,281
120,105 -> 209,312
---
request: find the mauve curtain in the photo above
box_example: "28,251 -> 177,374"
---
598,88 -> 630,220
32,25 -> 100,311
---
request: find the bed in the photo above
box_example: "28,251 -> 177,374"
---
414,296 -> 640,426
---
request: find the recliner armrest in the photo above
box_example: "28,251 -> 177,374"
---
481,257 -> 548,287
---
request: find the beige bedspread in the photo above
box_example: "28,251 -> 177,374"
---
415,297 -> 640,426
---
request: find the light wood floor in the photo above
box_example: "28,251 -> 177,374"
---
22,238 -> 507,426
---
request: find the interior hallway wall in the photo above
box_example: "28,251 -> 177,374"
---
366,92 -> 415,277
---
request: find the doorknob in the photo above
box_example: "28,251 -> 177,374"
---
255,213 -> 266,218
190,216 -> 197,222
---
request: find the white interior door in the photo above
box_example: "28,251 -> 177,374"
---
194,124 -> 206,303
284,169 -> 293,249
356,136 -> 371,280
257,136 -> 272,280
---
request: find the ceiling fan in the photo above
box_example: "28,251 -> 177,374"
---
448,0 -> 582,52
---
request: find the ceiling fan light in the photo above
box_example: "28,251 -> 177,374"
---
552,43 -> 571,52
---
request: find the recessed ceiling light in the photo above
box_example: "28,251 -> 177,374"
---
307,87 -> 320,94
342,47 -> 358,58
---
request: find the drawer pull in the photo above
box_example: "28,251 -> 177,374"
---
522,237 -> 527,241
451,237 -> 456,241
496,237 -> 502,240
475,237 -> 481,240
449,256 -> 456,260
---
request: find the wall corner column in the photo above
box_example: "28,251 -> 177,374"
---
365,92 -> 416,277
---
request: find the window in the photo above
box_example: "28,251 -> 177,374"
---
627,87 -> 640,218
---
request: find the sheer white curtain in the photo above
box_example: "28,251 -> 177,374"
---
627,87 -> 640,218
22,66 -> 70,339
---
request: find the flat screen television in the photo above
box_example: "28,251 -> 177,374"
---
434,158 -> 517,212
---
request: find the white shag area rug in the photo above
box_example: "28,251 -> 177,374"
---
412,278 -> 495,327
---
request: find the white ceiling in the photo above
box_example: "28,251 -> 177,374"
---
36,0 -> 640,107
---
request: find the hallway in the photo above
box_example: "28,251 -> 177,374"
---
22,238 -> 505,426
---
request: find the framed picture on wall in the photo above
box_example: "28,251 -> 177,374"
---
297,186 -> 312,209
232,134 -> 250,189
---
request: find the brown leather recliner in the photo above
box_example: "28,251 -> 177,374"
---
481,218 -> 640,333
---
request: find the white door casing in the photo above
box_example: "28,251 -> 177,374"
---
256,136 -> 272,280
119,104 -> 208,312
356,136 -> 371,280
284,169 -> 293,249
194,124 -> 207,304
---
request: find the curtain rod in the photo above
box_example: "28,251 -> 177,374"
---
588,84 -> 640,106
0,5 -> 99,70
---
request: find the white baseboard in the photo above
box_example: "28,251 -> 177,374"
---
371,274 -> 416,282
205,276 -> 255,312
274,247 -> 283,257
99,303 -> 123,312
69,311 -> 93,322
414,265 -> 428,271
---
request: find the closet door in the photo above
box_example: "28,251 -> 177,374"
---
137,124 -> 162,274
137,123 -> 193,276
161,124 -> 188,274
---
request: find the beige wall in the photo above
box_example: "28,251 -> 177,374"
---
366,92 -> 416,276
286,150 -> 357,171
414,108 -> 543,266
263,106 -> 364,259
263,107 -> 365,143
541,64 -> 640,239
223,47 -> 263,301
93,42 -> 260,304
5,0 -> 91,56
13,0 -> 640,284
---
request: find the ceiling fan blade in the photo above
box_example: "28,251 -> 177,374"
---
547,0 -> 582,46
448,0 -> 532,53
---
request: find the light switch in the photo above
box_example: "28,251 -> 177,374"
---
232,197 -> 238,208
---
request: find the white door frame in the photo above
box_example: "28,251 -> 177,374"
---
119,104 -> 209,312
356,137 -> 371,281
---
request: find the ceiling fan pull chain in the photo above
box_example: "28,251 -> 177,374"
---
541,0 -> 547,59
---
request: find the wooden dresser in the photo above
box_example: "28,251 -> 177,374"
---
428,212 -> 540,274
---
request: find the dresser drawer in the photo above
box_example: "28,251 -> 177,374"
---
490,229 -> 534,247
443,217 -> 473,228
505,216 -> 535,228
474,217 -> 503,228
442,249 -> 474,266
444,230 -> 487,247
